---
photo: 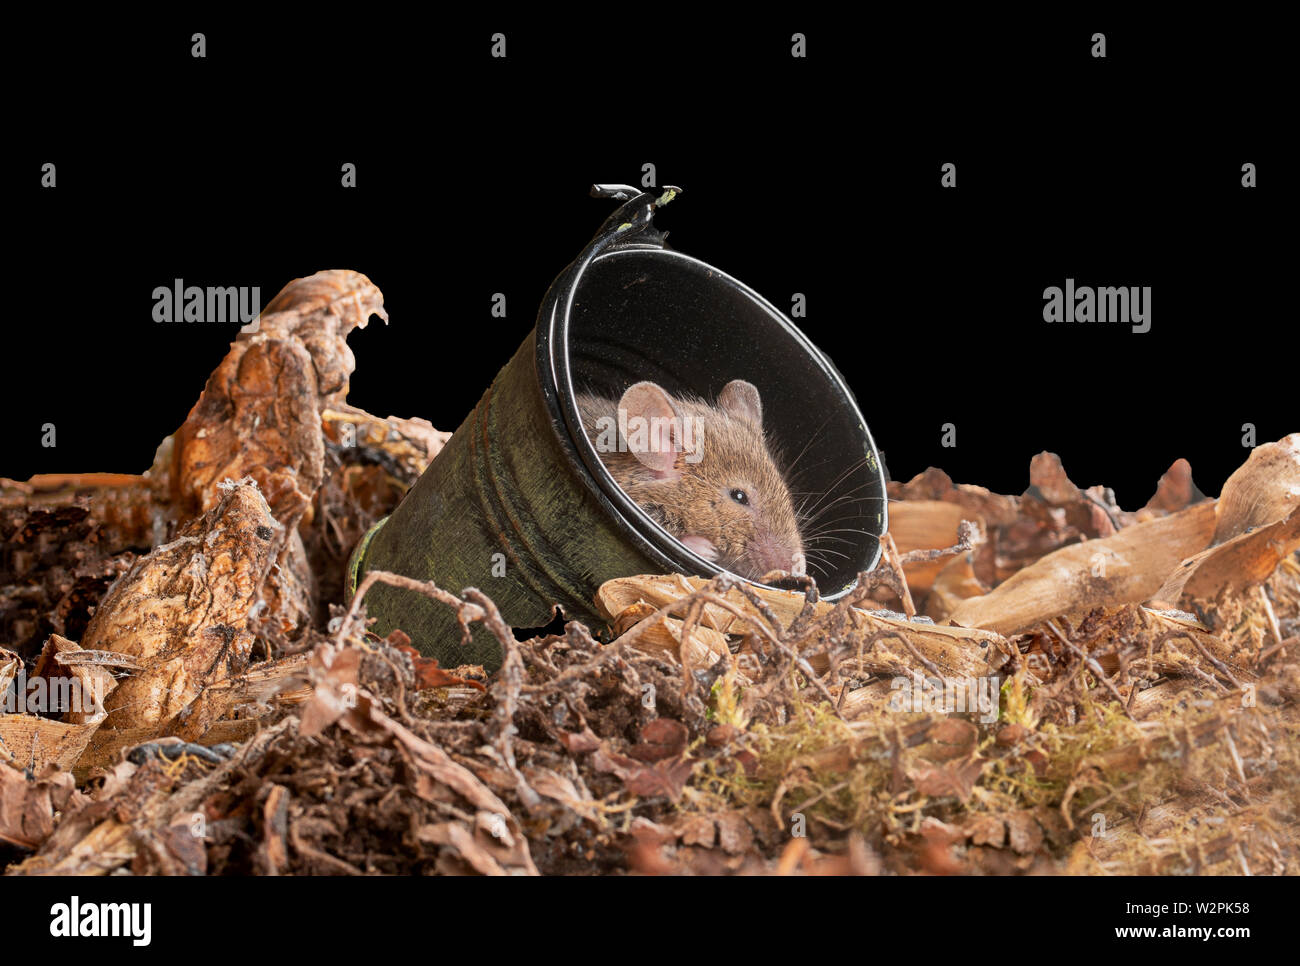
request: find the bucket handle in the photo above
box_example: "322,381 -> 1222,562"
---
585,183 -> 682,253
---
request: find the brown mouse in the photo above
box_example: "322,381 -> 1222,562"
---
576,380 -> 805,581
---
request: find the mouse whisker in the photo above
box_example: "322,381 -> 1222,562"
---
802,534 -> 860,548
779,414 -> 835,480
803,521 -> 875,538
804,547 -> 851,563
798,491 -> 878,529
800,548 -> 832,569
801,479 -> 878,506
800,494 -> 876,523
805,473 -> 876,505
796,459 -> 875,521
795,459 -> 869,516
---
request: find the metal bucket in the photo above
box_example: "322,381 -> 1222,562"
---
347,186 -> 888,669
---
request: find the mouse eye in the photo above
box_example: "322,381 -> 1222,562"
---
729,488 -> 749,506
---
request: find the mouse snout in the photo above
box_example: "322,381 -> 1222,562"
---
747,533 -> 799,576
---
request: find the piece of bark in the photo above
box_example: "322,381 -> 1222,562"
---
947,502 -> 1218,636
924,553 -> 988,621
257,529 -> 316,642
165,271 -> 387,646
31,633 -> 119,725
1024,454 -> 1128,539
80,479 -> 280,732
887,501 -> 981,596
1028,452 -> 1082,505
172,651 -> 312,717
321,406 -> 450,481
0,762 -> 87,850
596,573 -> 847,637
1213,434 -> 1300,544
1158,509 -> 1300,604
1144,458 -> 1204,513
888,467 -> 1020,527
170,270 -> 386,524
0,715 -> 101,774
609,601 -> 732,669
1,642 -> 106,771
1156,434 -> 1300,603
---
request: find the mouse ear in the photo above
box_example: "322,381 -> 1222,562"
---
718,380 -> 763,427
619,381 -> 681,477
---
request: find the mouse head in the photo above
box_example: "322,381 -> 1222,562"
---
616,379 -> 805,580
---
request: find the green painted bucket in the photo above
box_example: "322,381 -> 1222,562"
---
347,186 -> 887,669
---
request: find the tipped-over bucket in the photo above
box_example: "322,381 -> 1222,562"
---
348,186 -> 888,669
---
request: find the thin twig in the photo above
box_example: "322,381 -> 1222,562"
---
1257,585 -> 1287,665
881,533 -> 916,618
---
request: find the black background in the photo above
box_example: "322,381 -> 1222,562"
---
5,873 -> 1279,949
5,17 -> 1290,508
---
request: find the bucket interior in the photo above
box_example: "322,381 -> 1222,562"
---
558,248 -> 887,597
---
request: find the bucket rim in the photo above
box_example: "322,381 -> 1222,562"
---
535,192 -> 887,600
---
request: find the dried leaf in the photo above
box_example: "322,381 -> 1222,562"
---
0,762 -> 86,849
948,502 -> 1217,635
1156,435 -> 1300,602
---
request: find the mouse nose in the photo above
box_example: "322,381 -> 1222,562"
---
749,535 -> 796,575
